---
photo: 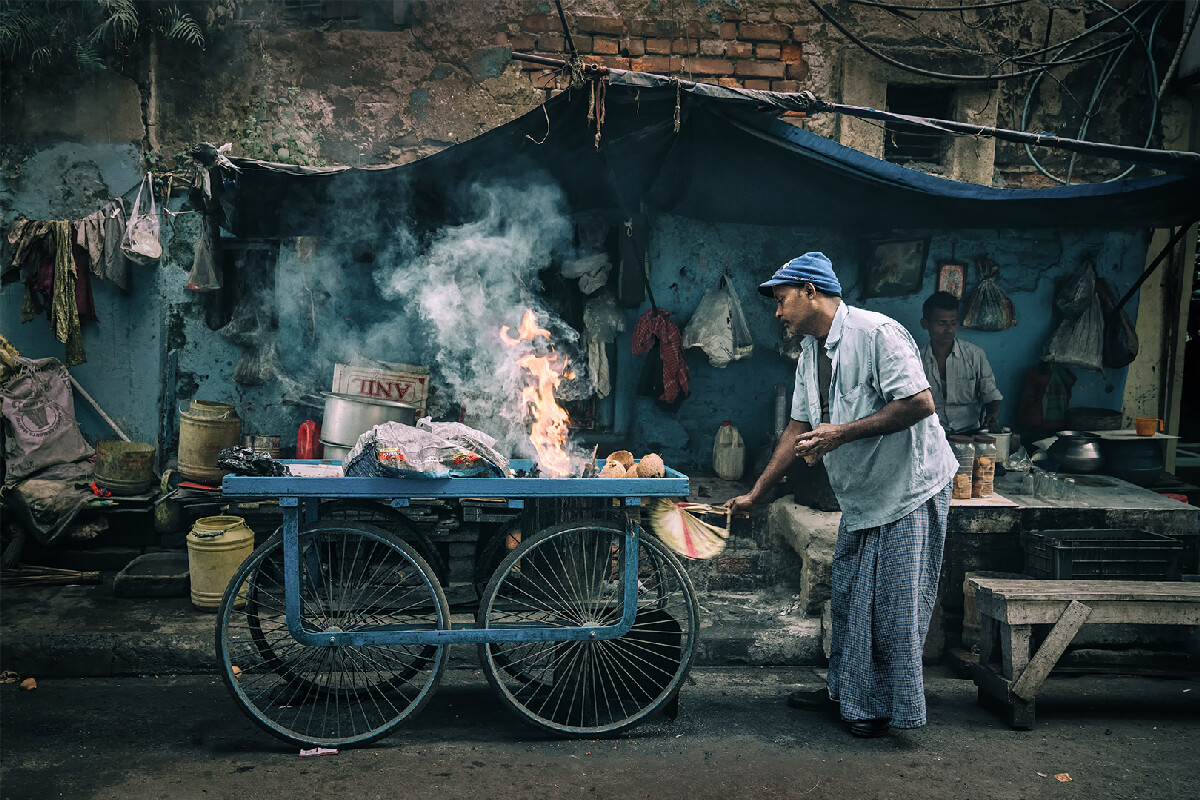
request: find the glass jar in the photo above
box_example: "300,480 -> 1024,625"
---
949,435 -> 975,499
972,435 -> 997,498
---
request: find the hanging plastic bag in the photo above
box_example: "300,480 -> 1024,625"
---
186,216 -> 221,292
1042,265 -> 1104,372
120,172 -> 162,266
962,259 -> 1017,331
682,274 -> 754,367
1096,276 -> 1139,368
1054,262 -> 1095,319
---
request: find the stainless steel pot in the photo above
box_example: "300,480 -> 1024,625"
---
319,440 -> 353,461
321,392 -> 417,447
1047,431 -> 1104,474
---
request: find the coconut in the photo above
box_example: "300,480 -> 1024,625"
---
607,450 -> 635,469
635,452 -> 665,478
598,461 -> 627,478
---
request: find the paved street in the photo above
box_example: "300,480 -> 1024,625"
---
2,665 -> 1197,800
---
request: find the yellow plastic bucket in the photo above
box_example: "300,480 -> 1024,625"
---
186,515 -> 254,612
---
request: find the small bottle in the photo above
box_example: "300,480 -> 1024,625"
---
297,420 -> 323,459
949,435 -> 975,499
713,421 -> 745,480
972,435 -> 997,498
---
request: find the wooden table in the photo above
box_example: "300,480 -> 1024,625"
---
968,577 -> 1200,729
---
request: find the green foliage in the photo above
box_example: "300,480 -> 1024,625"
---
0,0 -> 211,74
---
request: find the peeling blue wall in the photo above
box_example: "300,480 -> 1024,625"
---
2,147 -> 1150,476
0,143 -> 161,447
626,215 -> 1148,472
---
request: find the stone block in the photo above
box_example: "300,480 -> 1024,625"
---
645,38 -> 673,55
521,14 -> 560,33
591,36 -> 620,55
575,15 -> 626,35
769,500 -> 840,615
738,23 -> 790,42
726,41 -> 754,59
735,60 -> 786,79
682,57 -> 734,76
781,42 -> 804,62
630,56 -> 681,74
786,60 -> 809,82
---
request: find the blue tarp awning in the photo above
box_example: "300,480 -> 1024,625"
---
218,76 -> 1200,238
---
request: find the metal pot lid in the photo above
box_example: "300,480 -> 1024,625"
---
321,391 -> 417,410
1054,430 -> 1101,440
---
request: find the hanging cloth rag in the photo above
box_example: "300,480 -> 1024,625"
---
48,221 -> 86,366
583,293 -> 625,399
632,307 -> 690,404
76,209 -> 105,275
71,225 -> 98,326
101,199 -> 131,291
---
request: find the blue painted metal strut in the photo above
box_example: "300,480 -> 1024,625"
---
232,460 -> 689,648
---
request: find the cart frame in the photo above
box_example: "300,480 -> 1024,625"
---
221,459 -> 689,648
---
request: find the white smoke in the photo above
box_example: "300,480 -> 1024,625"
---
262,172 -> 594,465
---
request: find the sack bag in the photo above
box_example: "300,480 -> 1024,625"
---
1,356 -> 93,484
682,274 -> 754,368
1096,277 -> 1139,368
961,260 -> 1017,331
1017,363 -> 1076,433
1043,265 -> 1104,372
186,216 -> 222,292
120,173 -> 162,266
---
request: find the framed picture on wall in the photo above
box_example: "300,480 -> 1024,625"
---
863,239 -> 928,298
937,261 -> 967,299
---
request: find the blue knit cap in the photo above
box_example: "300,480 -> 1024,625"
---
758,252 -> 842,297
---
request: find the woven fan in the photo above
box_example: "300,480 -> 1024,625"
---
646,499 -> 732,560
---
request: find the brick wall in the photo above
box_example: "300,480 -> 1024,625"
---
505,11 -> 810,98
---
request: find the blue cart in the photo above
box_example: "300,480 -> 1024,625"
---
218,460 -> 698,748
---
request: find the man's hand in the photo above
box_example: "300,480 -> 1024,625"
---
795,423 -> 848,461
726,493 -> 758,515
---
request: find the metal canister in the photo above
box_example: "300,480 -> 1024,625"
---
240,434 -> 281,458
178,401 -> 242,484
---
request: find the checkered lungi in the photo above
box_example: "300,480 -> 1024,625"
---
826,481 -> 951,728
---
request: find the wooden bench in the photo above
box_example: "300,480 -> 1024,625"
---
968,577 -> 1200,729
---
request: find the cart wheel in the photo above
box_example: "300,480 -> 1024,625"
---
476,518 -> 698,737
216,521 -> 450,748
320,499 -> 448,586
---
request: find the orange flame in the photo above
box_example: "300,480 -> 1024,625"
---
500,310 -> 573,477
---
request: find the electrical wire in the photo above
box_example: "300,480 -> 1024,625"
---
806,0 -> 1149,82
1019,1 -> 1165,184
1157,0 -> 1200,101
843,0 -> 1033,11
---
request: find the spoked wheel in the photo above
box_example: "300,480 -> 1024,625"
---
476,518 -> 698,737
320,500 -> 448,585
216,521 -> 450,747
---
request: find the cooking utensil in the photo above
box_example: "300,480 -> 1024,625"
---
1100,436 -> 1164,486
319,440 -> 353,461
1047,431 -> 1104,474
321,391 -> 417,447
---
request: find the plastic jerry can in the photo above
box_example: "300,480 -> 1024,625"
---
713,421 -> 745,480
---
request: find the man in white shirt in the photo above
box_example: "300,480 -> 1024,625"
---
728,252 -> 956,738
919,291 -> 1003,434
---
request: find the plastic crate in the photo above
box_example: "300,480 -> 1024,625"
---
1020,528 -> 1185,581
